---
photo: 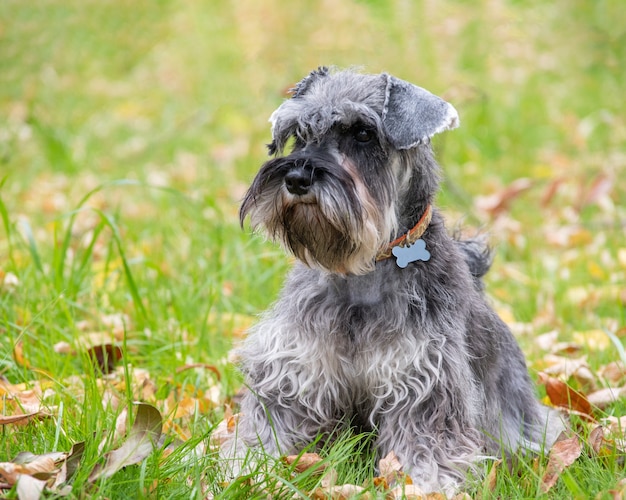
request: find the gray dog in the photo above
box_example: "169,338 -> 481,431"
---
228,67 -> 563,493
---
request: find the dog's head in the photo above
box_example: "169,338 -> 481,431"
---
240,67 -> 458,275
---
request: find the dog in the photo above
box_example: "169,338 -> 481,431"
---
227,67 -> 564,494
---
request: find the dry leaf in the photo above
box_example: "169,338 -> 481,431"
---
588,426 -> 605,454
577,174 -> 613,211
88,403 -> 162,482
87,344 -> 123,375
540,436 -> 582,493
53,341 -> 72,354
587,387 -> 626,409
209,412 -> 240,447
541,355 -> 596,390
175,363 -> 221,380
311,484 -> 370,499
388,484 -> 427,499
603,416 -> 626,435
16,474 -> 46,500
13,341 -> 31,369
283,452 -> 326,473
474,178 -> 533,218
609,478 -> 626,499
572,329 -> 611,351
485,459 -> 502,492
538,373 -> 593,416
535,331 -> 559,351
0,413 -> 42,425
599,361 -> 626,384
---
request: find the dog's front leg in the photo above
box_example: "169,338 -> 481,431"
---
374,380 -> 481,494
222,361 -> 343,476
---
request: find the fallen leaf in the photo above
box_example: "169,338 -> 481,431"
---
535,331 -> 559,351
603,416 -> 626,435
376,451 -> 412,488
474,178 -> 533,218
540,436 -> 582,493
209,410 -> 240,447
588,426 -> 605,454
587,387 -> 626,409
538,373 -> 593,416
52,441 -> 85,488
311,484 -> 370,499
13,341 -> 31,369
485,459 -> 502,492
599,361 -> 626,384
609,478 -> 626,498
53,341 -> 72,354
1,271 -> 20,289
88,402 -> 162,482
572,329 -> 611,351
16,474 -> 46,500
577,174 -> 613,211
388,483 -> 427,499
175,363 -> 221,380
87,344 -> 123,375
0,413 -> 42,425
283,452 -> 325,473
540,177 -> 564,208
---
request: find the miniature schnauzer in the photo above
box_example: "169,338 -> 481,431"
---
227,67 -> 563,493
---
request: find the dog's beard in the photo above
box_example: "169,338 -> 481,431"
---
241,157 -> 395,275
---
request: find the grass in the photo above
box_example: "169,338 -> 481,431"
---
1,0 -> 625,498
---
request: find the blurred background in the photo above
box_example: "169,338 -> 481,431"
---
0,0 -> 625,406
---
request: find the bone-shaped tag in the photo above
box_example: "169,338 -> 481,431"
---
392,239 -> 431,268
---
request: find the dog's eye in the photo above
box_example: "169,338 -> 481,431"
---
353,128 -> 373,143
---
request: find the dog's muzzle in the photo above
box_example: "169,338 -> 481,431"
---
284,162 -> 314,196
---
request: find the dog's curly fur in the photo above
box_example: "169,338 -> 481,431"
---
226,68 -> 564,493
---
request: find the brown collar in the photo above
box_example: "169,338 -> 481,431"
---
376,204 -> 433,261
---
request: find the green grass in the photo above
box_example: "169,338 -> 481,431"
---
1,0 -> 625,498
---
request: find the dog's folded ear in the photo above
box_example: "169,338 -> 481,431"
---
382,75 -> 459,149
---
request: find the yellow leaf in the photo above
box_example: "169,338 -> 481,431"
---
586,261 -> 606,280
572,330 -> 610,351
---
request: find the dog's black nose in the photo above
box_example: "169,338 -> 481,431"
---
284,167 -> 313,196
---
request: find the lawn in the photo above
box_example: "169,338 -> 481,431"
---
1,0 -> 625,498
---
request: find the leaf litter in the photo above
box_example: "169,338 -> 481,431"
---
1,159 -> 625,497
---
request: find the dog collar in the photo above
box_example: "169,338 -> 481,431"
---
376,204 -> 432,267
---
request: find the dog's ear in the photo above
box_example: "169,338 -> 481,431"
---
291,66 -> 330,98
268,67 -> 331,155
382,75 -> 459,150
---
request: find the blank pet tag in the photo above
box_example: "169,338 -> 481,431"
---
392,239 -> 431,268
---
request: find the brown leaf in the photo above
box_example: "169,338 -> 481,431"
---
540,177 -> 564,208
283,452 -> 326,473
538,373 -> 593,417
474,178 -> 533,217
599,361 -> 626,385
485,459 -> 502,492
374,450 -> 413,490
540,436 -> 583,493
209,411 -> 240,447
88,403 -> 162,482
587,387 -> 626,409
588,426 -> 605,454
16,474 -> 46,500
87,344 -> 123,375
0,413 -> 42,425
577,174 -> 613,211
609,478 -> 626,499
13,341 -> 31,369
311,484 -> 370,499
175,363 -> 221,381
387,484 -> 427,499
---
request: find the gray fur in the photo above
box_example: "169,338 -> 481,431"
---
229,68 -> 564,494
